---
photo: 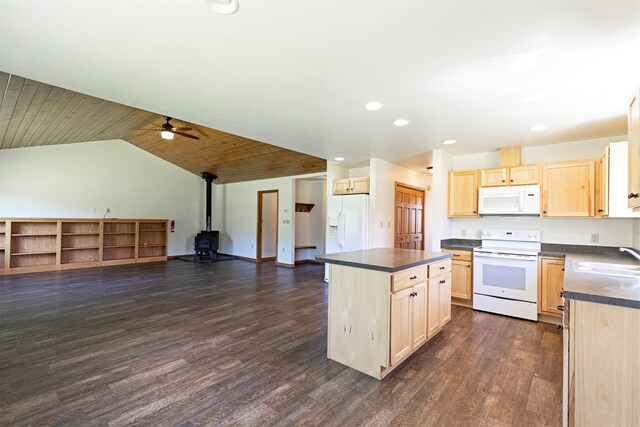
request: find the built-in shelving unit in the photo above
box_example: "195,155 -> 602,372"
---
0,218 -> 168,275
295,203 -> 315,213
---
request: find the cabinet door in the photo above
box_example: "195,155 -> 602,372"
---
542,161 -> 595,217
427,278 -> 441,337
390,287 -> 412,365
595,148 -> 609,217
448,170 -> 479,217
411,283 -> 427,349
451,260 -> 472,300
510,165 -> 540,185
351,177 -> 370,194
333,179 -> 351,195
439,273 -> 452,325
480,168 -> 508,187
628,87 -> 640,210
540,258 -> 564,317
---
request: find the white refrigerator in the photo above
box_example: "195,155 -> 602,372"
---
325,194 -> 370,280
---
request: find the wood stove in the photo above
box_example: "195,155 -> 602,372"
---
194,172 -> 220,261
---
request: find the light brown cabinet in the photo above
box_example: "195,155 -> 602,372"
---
332,177 -> 370,195
595,147 -> 609,217
509,164 -> 540,185
428,273 -> 452,337
628,86 -> 640,210
390,281 -> 427,366
448,170 -> 478,217
538,257 -> 564,318
480,168 -> 508,187
443,249 -> 472,303
0,218 -> 168,275
541,160 -> 595,217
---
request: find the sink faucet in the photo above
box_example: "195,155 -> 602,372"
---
619,247 -> 640,261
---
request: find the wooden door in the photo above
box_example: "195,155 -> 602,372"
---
394,184 -> 424,249
411,282 -> 427,349
257,190 -> 279,262
509,165 -> 540,185
628,86 -> 640,210
595,148 -> 609,217
439,273 -> 452,325
390,287 -> 412,365
427,278 -> 440,337
448,170 -> 478,217
540,258 -> 564,317
451,260 -> 472,300
542,160 -> 595,217
480,168 -> 508,187
332,179 -> 351,195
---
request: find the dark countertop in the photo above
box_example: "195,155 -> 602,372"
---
440,239 -> 481,251
316,248 -> 452,273
563,253 -> 640,309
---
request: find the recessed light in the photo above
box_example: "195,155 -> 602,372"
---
202,0 -> 239,14
365,101 -> 383,111
393,119 -> 409,127
442,139 -> 456,145
334,157 -> 344,161
530,124 -> 548,132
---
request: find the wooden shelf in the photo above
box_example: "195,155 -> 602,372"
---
139,244 -> 165,248
62,233 -> 100,236
295,245 -> 317,250
11,251 -> 57,256
103,232 -> 136,235
11,233 -> 58,237
61,246 -> 99,251
139,229 -> 167,232
295,203 -> 315,213
104,245 -> 135,248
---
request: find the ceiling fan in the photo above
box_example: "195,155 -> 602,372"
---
159,116 -> 200,140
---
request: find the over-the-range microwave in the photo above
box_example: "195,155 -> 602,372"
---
478,185 -> 540,215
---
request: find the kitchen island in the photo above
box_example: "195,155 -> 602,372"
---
316,248 -> 453,379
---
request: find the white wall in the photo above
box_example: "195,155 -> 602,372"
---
0,140 -> 204,256
634,219 -> 640,249
260,191 -> 278,258
294,179 -> 325,261
369,158 -> 431,249
219,172 -> 325,265
430,149 -> 453,250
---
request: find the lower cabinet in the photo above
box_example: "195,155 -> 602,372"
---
443,249 -> 473,304
539,257 -> 565,317
390,282 -> 426,365
428,274 -> 452,336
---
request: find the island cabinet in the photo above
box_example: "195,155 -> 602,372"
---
318,248 -> 453,380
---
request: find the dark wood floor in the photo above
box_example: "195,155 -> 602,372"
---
0,260 -> 563,426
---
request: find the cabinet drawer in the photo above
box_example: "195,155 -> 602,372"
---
391,266 -> 427,292
429,259 -> 451,278
442,249 -> 472,262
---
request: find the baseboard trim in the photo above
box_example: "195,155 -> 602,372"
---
168,254 -> 192,259
218,252 -> 256,263
276,262 -> 295,268
259,257 -> 277,262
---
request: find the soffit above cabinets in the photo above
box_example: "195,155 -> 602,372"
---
0,72 -> 326,184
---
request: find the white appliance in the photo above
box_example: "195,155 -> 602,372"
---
478,185 -> 540,215
473,229 -> 541,321
326,194 -> 370,254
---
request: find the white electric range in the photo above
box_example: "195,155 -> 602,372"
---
472,229 -> 541,321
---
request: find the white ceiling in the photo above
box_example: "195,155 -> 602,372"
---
1,0 -> 639,170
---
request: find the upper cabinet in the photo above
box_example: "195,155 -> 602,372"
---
595,147 -> 609,217
542,160 -> 595,217
509,165 -> 540,185
448,170 -> 478,217
628,86 -> 640,211
332,177 -> 370,195
479,165 -> 539,187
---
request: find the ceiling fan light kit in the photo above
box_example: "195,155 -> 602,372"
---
160,130 -> 174,140
160,116 -> 200,140
202,0 -> 239,14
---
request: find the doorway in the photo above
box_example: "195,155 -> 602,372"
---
257,190 -> 279,262
394,182 -> 425,249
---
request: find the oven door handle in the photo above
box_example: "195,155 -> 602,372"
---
473,251 -> 538,261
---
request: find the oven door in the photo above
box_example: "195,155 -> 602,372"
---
473,251 -> 538,302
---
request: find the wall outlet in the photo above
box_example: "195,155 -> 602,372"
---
251,243 -> 254,249
461,229 -> 467,237
282,247 -> 285,252
283,219 -> 290,224
591,233 -> 599,243
92,207 -> 96,213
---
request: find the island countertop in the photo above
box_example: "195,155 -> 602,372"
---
563,253 -> 640,309
316,248 -> 452,273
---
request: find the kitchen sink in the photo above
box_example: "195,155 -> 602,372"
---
571,261 -> 640,278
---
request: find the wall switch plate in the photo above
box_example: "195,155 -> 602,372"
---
92,207 -> 96,213
251,243 -> 254,248
591,233 -> 599,243
461,229 -> 467,237
283,219 -> 290,224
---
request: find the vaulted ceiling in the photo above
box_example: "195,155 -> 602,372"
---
0,72 -> 326,183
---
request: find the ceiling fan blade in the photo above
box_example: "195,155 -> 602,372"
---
173,130 -> 200,140
173,126 -> 193,131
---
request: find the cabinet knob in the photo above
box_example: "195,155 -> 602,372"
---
502,180 -> 505,183
510,179 -> 514,182
557,325 -> 564,330
410,275 -> 417,280
542,211 -> 547,214
473,211 -> 477,214
440,280 -> 446,284
628,193 -> 639,199
597,209 -> 603,212
556,305 -> 565,311
439,266 -> 445,270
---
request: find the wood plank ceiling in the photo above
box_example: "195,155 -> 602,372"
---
0,72 -> 326,183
